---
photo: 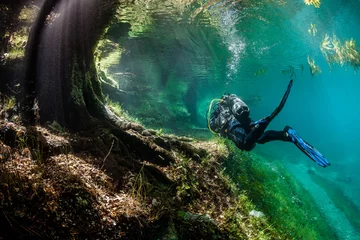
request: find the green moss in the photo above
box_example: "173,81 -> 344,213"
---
70,61 -> 86,106
70,86 -> 85,106
5,26 -> 29,60
94,39 -> 122,88
1,94 -> 16,111
70,57 -> 103,107
85,69 -> 104,103
18,5 -> 39,22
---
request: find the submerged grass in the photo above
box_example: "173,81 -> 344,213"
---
223,140 -> 337,239
105,96 -> 141,124
169,138 -> 284,239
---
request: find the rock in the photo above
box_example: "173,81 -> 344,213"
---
158,219 -> 178,240
142,130 -> 151,136
308,167 -> 316,175
179,211 -> 217,225
152,198 -> 159,207
249,210 -> 265,218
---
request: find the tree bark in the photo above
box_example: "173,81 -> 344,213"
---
23,0 -> 118,131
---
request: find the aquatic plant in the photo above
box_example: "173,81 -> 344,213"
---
18,4 -> 39,22
320,34 -> 360,73
343,38 -> 360,72
308,23 -> 317,36
320,34 -> 333,62
307,55 -> 322,76
304,0 -> 321,8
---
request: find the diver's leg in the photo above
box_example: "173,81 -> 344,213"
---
245,124 -> 273,145
238,125 -> 280,150
249,79 -> 294,138
256,130 -> 288,144
284,126 -> 331,167
226,119 -> 257,151
267,80 -> 293,121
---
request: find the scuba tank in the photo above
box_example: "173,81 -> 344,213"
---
207,98 -> 232,135
207,94 -> 250,135
226,94 -> 251,125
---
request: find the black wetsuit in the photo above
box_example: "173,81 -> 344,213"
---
209,94 -> 291,151
208,79 -> 331,168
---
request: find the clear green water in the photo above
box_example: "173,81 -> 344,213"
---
102,1 -> 360,239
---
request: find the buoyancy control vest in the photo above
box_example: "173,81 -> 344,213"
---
208,94 -> 251,135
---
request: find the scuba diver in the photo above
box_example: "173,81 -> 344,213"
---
207,79 -> 330,167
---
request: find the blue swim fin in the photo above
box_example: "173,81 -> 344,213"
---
285,126 -> 331,168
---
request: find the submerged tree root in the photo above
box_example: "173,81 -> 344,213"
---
0,119 -> 228,239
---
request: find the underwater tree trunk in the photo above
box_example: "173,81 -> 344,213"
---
21,0 -> 207,177
23,0 -> 117,130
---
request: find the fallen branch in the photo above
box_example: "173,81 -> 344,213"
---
101,139 -> 115,170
